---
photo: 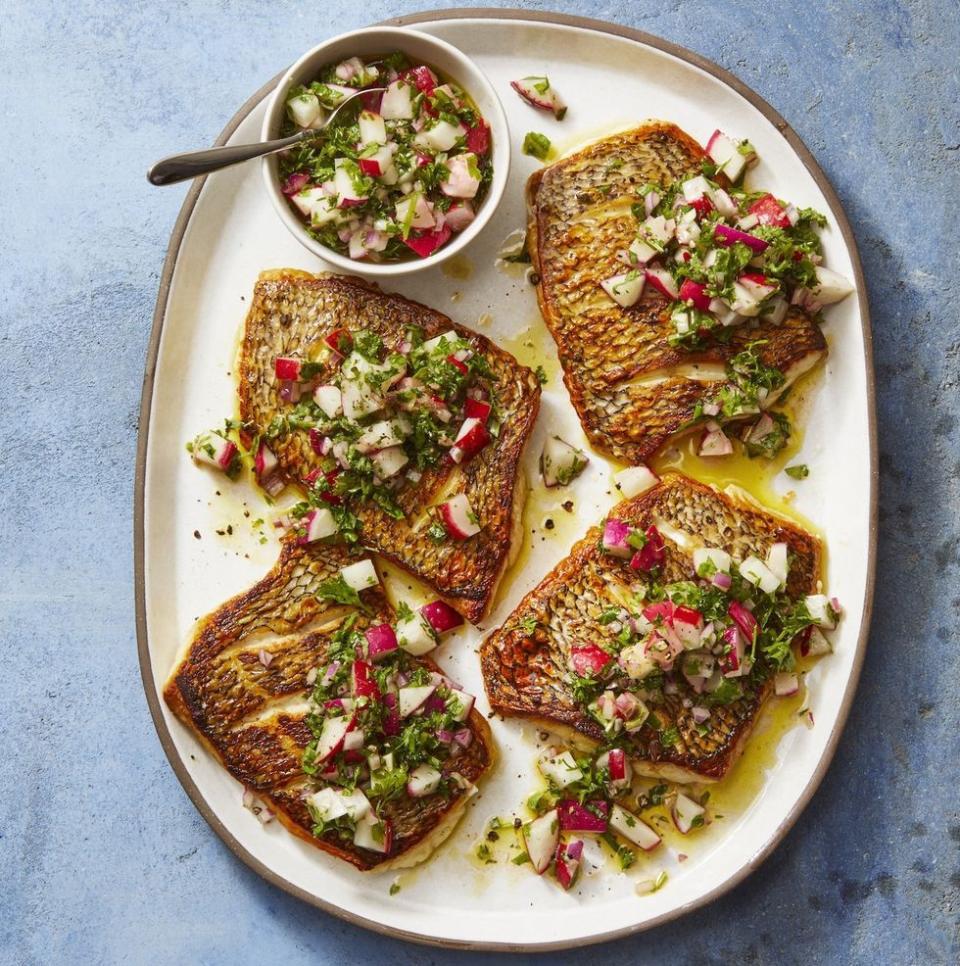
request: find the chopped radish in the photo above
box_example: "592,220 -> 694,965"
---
523,809 -> 561,874
448,688 -> 475,722
407,764 -> 442,798
403,225 -> 452,258
540,435 -> 588,487
380,79 -> 414,119
538,750 -> 583,788
449,416 -> 491,464
601,271 -> 646,307
439,493 -> 481,540
324,328 -> 353,359
555,840 -> 583,890
351,660 -> 380,700
629,525 -> 666,572
699,422 -> 733,457
315,713 -> 354,763
333,159 -> 367,206
618,642 -> 658,681
739,555 -> 780,594
713,223 -> 768,253
395,192 -> 436,231
440,153 -> 481,199
465,121 -> 490,155
749,193 -> 791,228
287,92 -> 323,129
602,518 -> 633,558
445,201 -> 476,232
693,546 -> 732,574
299,507 -> 337,543
254,440 -> 277,478
419,599 -> 464,636
679,278 -> 711,311
705,129 -> 753,182
672,793 -> 705,833
396,613 -> 437,655
364,623 -> 398,662
766,542 -> 789,586
672,605 -> 704,649
274,357 -> 301,381
628,236 -> 658,265
307,786 -> 370,824
774,672 -> 799,696
416,119 -> 466,152
401,65 -> 438,93
681,174 -> 712,203
371,446 -> 409,480
719,625 -> 746,676
558,799 -> 609,833
644,265 -> 680,299
728,599 -> 759,642
510,76 -> 567,120
805,626 -> 833,656
614,464 -> 659,498
358,110 -> 386,146
352,813 -> 392,853
598,748 -> 631,790
398,683 -> 437,718
609,804 -> 661,851
313,384 -> 342,418
464,397 -> 491,423
813,266 -> 854,304
356,419 -> 407,453
570,643 -> 612,677
339,559 -> 379,592
804,594 -> 838,629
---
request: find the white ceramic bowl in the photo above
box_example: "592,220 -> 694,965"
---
261,26 -> 510,277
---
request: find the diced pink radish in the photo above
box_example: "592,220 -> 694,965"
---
274,356 -> 301,381
334,57 -> 363,82
718,625 -> 745,676
600,271 -> 646,308
699,422 -> 733,457
439,493 -> 481,540
510,76 -> 567,120
444,201 -> 476,233
353,814 -> 393,853
672,793 -> 706,833
605,748 -> 629,783
465,121 -> 490,155
323,328 -> 352,359
555,840 -> 583,890
420,599 -> 464,636
672,605 -> 703,648
449,416 -> 491,464
398,683 -> 437,718
613,464 -> 659,498
609,804 -> 661,851
440,153 -> 481,199
406,764 -> 442,798
364,623 -> 398,662
254,440 -> 278,480
705,129 -> 753,182
315,713 -> 355,763
358,157 -> 382,177
396,613 -> 437,656
738,272 -> 778,300
334,160 -> 367,206
629,525 -> 666,572
644,265 -> 680,299
728,600 -> 759,642
602,518 -> 633,558
358,110 -> 386,146
349,660 -> 379,701
403,225 -> 452,258
774,672 -> 799,696
523,809 -> 561,874
464,396 -> 491,423
282,171 -> 311,196
679,278 -> 711,311
401,64 -> 438,93
749,193 -> 791,228
713,223 -> 768,253
380,79 -> 414,119
299,507 -> 337,543
558,798 -> 608,833
614,691 -> 640,720
570,643 -> 612,677
190,432 -> 237,473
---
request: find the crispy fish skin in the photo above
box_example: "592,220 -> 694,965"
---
238,271 -> 541,623
480,474 -> 821,783
526,122 -> 827,464
164,539 -> 494,871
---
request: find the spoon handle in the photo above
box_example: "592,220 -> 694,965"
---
147,131 -> 308,186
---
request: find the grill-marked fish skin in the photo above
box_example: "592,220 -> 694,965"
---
238,270 -> 541,624
164,540 -> 494,871
480,474 -> 821,783
526,123 -> 827,464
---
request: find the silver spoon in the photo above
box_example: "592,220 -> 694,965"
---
147,87 -> 386,186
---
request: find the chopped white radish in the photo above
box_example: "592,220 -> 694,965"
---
301,507 -> 337,543
510,76 -> 567,120
764,294 -> 789,325
672,607 -> 703,649
628,237 -> 658,265
813,266 -> 854,304
699,423 -> 733,457
338,559 -> 379,593
693,547 -> 732,574
315,714 -> 353,762
407,764 -> 442,798
254,441 -> 278,481
395,191 -> 436,231
287,93 -> 323,129
416,119 -> 466,152
602,518 -> 632,558
672,793 -> 705,833
445,202 -> 475,232
358,110 -> 386,146
421,330 -> 460,353
682,175 -> 712,202
618,642 -> 658,681
805,594 -> 838,629
379,79 -> 414,119
190,431 -> 238,473
340,358 -> 385,418
522,809 -> 560,874
728,281 -> 766,317
419,600 -> 464,636
333,159 -> 366,205
640,214 -> 675,247
371,446 -> 409,480
705,129 -> 752,182
597,748 -> 632,791
440,153 -> 481,199
396,613 -> 437,656
739,555 -> 780,594
306,786 -> 369,823
398,684 -> 437,718
708,186 -> 738,218
540,435 -> 588,487
538,750 -> 583,788
644,266 -> 680,299
613,464 -> 659,498
449,416 -> 491,464
356,419 -> 407,453
313,384 -> 342,418
352,813 -> 391,853
806,626 -> 833,656
774,672 -> 800,696
439,493 -> 481,540
448,688 -> 475,722
766,542 -> 789,586
609,804 -> 661,851
600,271 -> 645,308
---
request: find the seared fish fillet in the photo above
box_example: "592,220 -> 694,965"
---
526,122 -> 827,464
239,271 -> 540,623
164,540 -> 494,871
480,474 -> 820,782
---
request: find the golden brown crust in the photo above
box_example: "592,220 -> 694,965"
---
165,539 -> 494,871
237,271 -> 540,623
526,122 -> 827,464
480,474 -> 821,782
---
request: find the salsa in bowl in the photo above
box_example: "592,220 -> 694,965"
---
262,28 -> 510,275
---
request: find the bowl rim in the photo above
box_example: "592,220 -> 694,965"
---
259,24 -> 510,277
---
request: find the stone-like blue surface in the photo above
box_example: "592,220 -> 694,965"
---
1,1 -> 958,963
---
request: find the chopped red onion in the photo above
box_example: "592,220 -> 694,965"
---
691,706 -> 711,723
712,571 -> 733,590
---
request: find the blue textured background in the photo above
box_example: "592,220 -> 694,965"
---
2,1 -> 958,963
